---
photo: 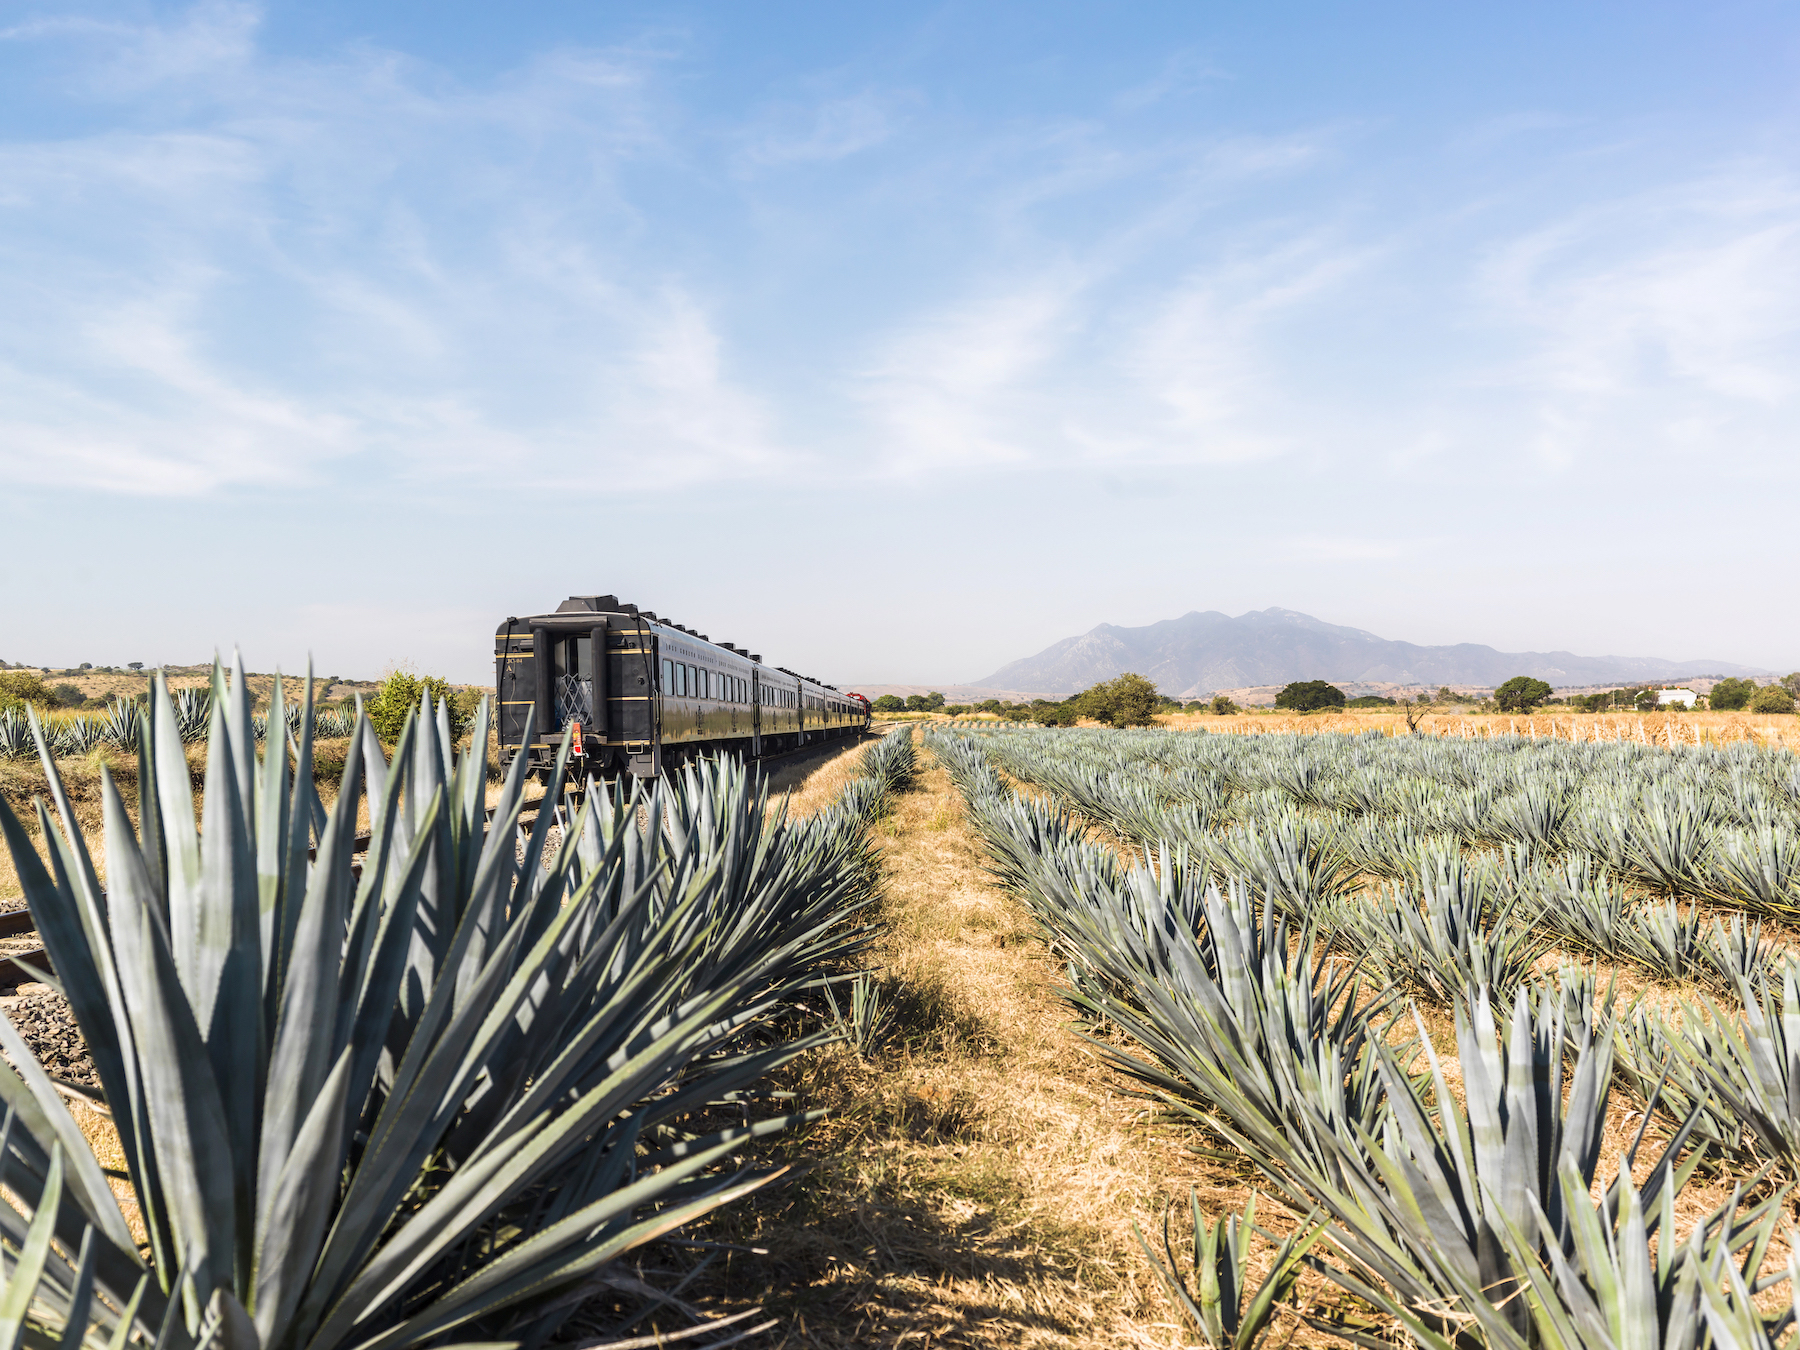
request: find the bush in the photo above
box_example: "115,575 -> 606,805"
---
50,682 -> 86,708
366,668 -> 468,742
1210,694 -> 1239,715
1493,675 -> 1553,712
1075,673 -> 1161,727
1751,684 -> 1796,714
1710,677 -> 1757,711
873,695 -> 905,712
1346,695 -> 1396,708
1273,680 -> 1345,712
0,671 -> 56,713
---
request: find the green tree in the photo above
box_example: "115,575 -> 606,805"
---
903,693 -> 929,711
977,698 -> 1002,712
924,691 -> 946,710
1273,680 -> 1345,712
1751,684 -> 1797,714
1436,686 -> 1455,703
1346,695 -> 1396,708
1075,672 -> 1161,726
1210,694 -> 1239,715
0,671 -> 56,713
1493,676 -> 1553,713
1709,677 -> 1756,711
872,695 -> 905,712
51,682 -> 86,708
367,668 -> 465,743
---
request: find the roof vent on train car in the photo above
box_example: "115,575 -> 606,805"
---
556,595 -> 619,613
641,611 -> 658,621
750,654 -> 762,663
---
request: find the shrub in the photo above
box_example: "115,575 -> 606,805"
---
1711,677 -> 1757,711
50,681 -> 86,707
0,670 -> 57,713
1345,695 -> 1396,708
366,668 -> 465,742
873,694 -> 905,712
1493,675 -> 1553,712
1210,694 -> 1239,715
1752,684 -> 1797,714
1273,680 -> 1344,712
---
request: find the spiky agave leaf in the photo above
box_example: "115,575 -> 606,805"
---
0,665 -> 889,1350
1135,1191 -> 1325,1350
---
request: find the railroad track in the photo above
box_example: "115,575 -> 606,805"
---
0,732 -> 883,991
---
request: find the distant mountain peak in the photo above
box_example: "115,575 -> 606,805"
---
974,608 -> 1762,696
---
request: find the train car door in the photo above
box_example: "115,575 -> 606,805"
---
604,622 -> 659,777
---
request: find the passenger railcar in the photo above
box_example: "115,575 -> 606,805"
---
495,594 -> 870,779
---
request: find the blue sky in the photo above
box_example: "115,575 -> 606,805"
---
3,2 -> 1798,686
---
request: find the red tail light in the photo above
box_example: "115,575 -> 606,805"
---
570,721 -> 585,755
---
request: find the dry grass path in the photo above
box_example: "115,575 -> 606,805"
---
647,729 -> 1294,1349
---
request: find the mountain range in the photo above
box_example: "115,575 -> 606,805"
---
975,609 -> 1768,698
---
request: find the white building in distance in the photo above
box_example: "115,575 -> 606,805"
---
1657,688 -> 1698,707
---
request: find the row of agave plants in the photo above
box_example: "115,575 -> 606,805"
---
975,724 -> 1800,915
968,726 -> 1798,1004
930,728 -> 1800,1350
0,692 -> 363,760
0,662 -> 915,1350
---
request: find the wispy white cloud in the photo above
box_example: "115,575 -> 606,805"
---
0,7 -> 785,496
737,92 -> 900,166
1476,164 -> 1800,469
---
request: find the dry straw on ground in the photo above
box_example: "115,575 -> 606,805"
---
612,730 -> 1342,1349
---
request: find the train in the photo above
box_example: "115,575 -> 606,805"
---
495,594 -> 870,780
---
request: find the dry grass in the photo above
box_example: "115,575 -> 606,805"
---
1158,708 -> 1800,750
602,730 -> 1355,1349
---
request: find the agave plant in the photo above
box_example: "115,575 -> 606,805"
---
1285,988 -> 1713,1350
1622,780 -> 1718,898
1348,880 -> 1545,1005
1711,822 -> 1800,919
0,707 -> 30,759
99,696 -> 143,752
0,658 -> 886,1350
171,684 -> 212,743
1034,856 -> 1396,1187
52,713 -> 107,756
1632,960 -> 1800,1172
311,706 -> 359,740
1137,1192 -> 1324,1350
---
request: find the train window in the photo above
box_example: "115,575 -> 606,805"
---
661,658 -> 672,691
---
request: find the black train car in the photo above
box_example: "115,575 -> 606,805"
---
495,594 -> 870,780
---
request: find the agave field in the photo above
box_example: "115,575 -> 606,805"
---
927,724 -> 1800,1350
0,661 -> 915,1350
0,692 -> 362,760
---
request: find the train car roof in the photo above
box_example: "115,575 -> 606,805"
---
499,595 -> 847,694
